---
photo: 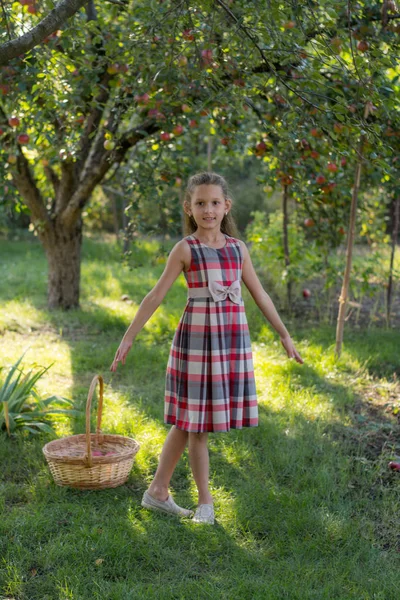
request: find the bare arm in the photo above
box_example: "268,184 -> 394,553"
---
240,241 -> 303,364
110,240 -> 190,370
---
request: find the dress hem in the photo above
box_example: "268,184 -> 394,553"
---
164,419 -> 258,433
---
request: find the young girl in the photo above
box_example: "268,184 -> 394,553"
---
110,172 -> 303,524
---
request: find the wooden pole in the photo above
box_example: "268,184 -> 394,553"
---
282,183 -> 292,314
335,103 -> 372,358
387,195 -> 400,327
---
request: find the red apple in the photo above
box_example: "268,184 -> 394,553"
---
189,119 -> 198,128
27,4 -> 38,14
338,227 -> 346,235
316,175 -> 326,185
327,162 -> 338,172
75,115 -> 85,125
304,218 -> 315,227
201,49 -> 213,65
0,128 -> 4,136
333,122 -> 344,134
389,461 -> 400,471
341,157 -> 347,167
220,137 -> 229,146
310,150 -> 319,159
8,116 -> 20,128
255,141 -> 267,156
310,128 -> 319,137
181,103 -> 191,113
17,133 -> 29,144
281,175 -> 294,186
135,93 -> 150,105
357,40 -> 369,52
173,124 -> 184,136
0,84 -> 10,95
160,132 -> 171,142
182,29 -> 195,41
283,20 -> 296,29
302,289 -> 311,298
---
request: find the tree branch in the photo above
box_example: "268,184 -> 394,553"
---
0,0 -> 88,66
61,119 -> 159,228
12,152 -> 50,236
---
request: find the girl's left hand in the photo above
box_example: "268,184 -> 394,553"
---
280,336 -> 304,364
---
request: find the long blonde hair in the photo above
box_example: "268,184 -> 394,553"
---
183,172 -> 239,238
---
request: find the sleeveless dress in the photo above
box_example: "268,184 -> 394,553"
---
164,234 -> 258,433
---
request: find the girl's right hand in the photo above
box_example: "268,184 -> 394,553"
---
110,339 -> 133,372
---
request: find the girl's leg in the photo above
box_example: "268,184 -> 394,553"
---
188,432 -> 213,505
148,426 -> 188,501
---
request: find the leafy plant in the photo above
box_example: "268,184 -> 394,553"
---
0,354 -> 79,436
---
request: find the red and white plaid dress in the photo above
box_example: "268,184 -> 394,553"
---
164,234 -> 258,433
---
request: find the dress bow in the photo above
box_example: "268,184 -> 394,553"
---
208,279 -> 241,304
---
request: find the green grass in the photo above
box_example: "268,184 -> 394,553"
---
1,235 -> 400,600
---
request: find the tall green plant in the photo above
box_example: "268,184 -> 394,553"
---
0,354 -> 79,436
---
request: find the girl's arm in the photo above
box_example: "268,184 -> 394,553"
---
110,240 -> 190,371
240,241 -> 303,364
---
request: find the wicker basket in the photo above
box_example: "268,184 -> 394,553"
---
43,375 -> 139,490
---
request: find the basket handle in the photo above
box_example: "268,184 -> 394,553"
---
85,375 -> 104,467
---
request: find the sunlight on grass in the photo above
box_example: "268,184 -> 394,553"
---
0,300 -> 49,332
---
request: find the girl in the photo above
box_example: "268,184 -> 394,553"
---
110,172 -> 303,524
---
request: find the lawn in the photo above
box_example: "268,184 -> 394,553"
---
1,235 -> 400,600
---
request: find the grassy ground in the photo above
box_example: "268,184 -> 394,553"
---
1,235 -> 400,600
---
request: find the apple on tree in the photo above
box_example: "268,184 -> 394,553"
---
357,40 -> 369,52
103,140 -> 115,151
8,116 -> 20,128
173,124 -> 184,136
17,133 -> 30,144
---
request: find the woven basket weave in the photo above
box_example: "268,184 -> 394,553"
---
43,375 -> 139,490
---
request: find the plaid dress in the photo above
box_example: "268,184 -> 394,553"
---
164,234 -> 258,433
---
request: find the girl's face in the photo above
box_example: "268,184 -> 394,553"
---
185,184 -> 231,230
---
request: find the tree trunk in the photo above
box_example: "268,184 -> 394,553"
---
44,220 -> 83,310
335,103 -> 374,358
335,144 -> 364,358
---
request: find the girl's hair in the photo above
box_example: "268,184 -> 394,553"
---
183,171 -> 239,238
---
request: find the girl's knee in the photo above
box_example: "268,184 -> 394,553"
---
189,432 -> 208,444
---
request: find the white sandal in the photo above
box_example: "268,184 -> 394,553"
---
141,490 -> 194,518
192,504 -> 214,524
